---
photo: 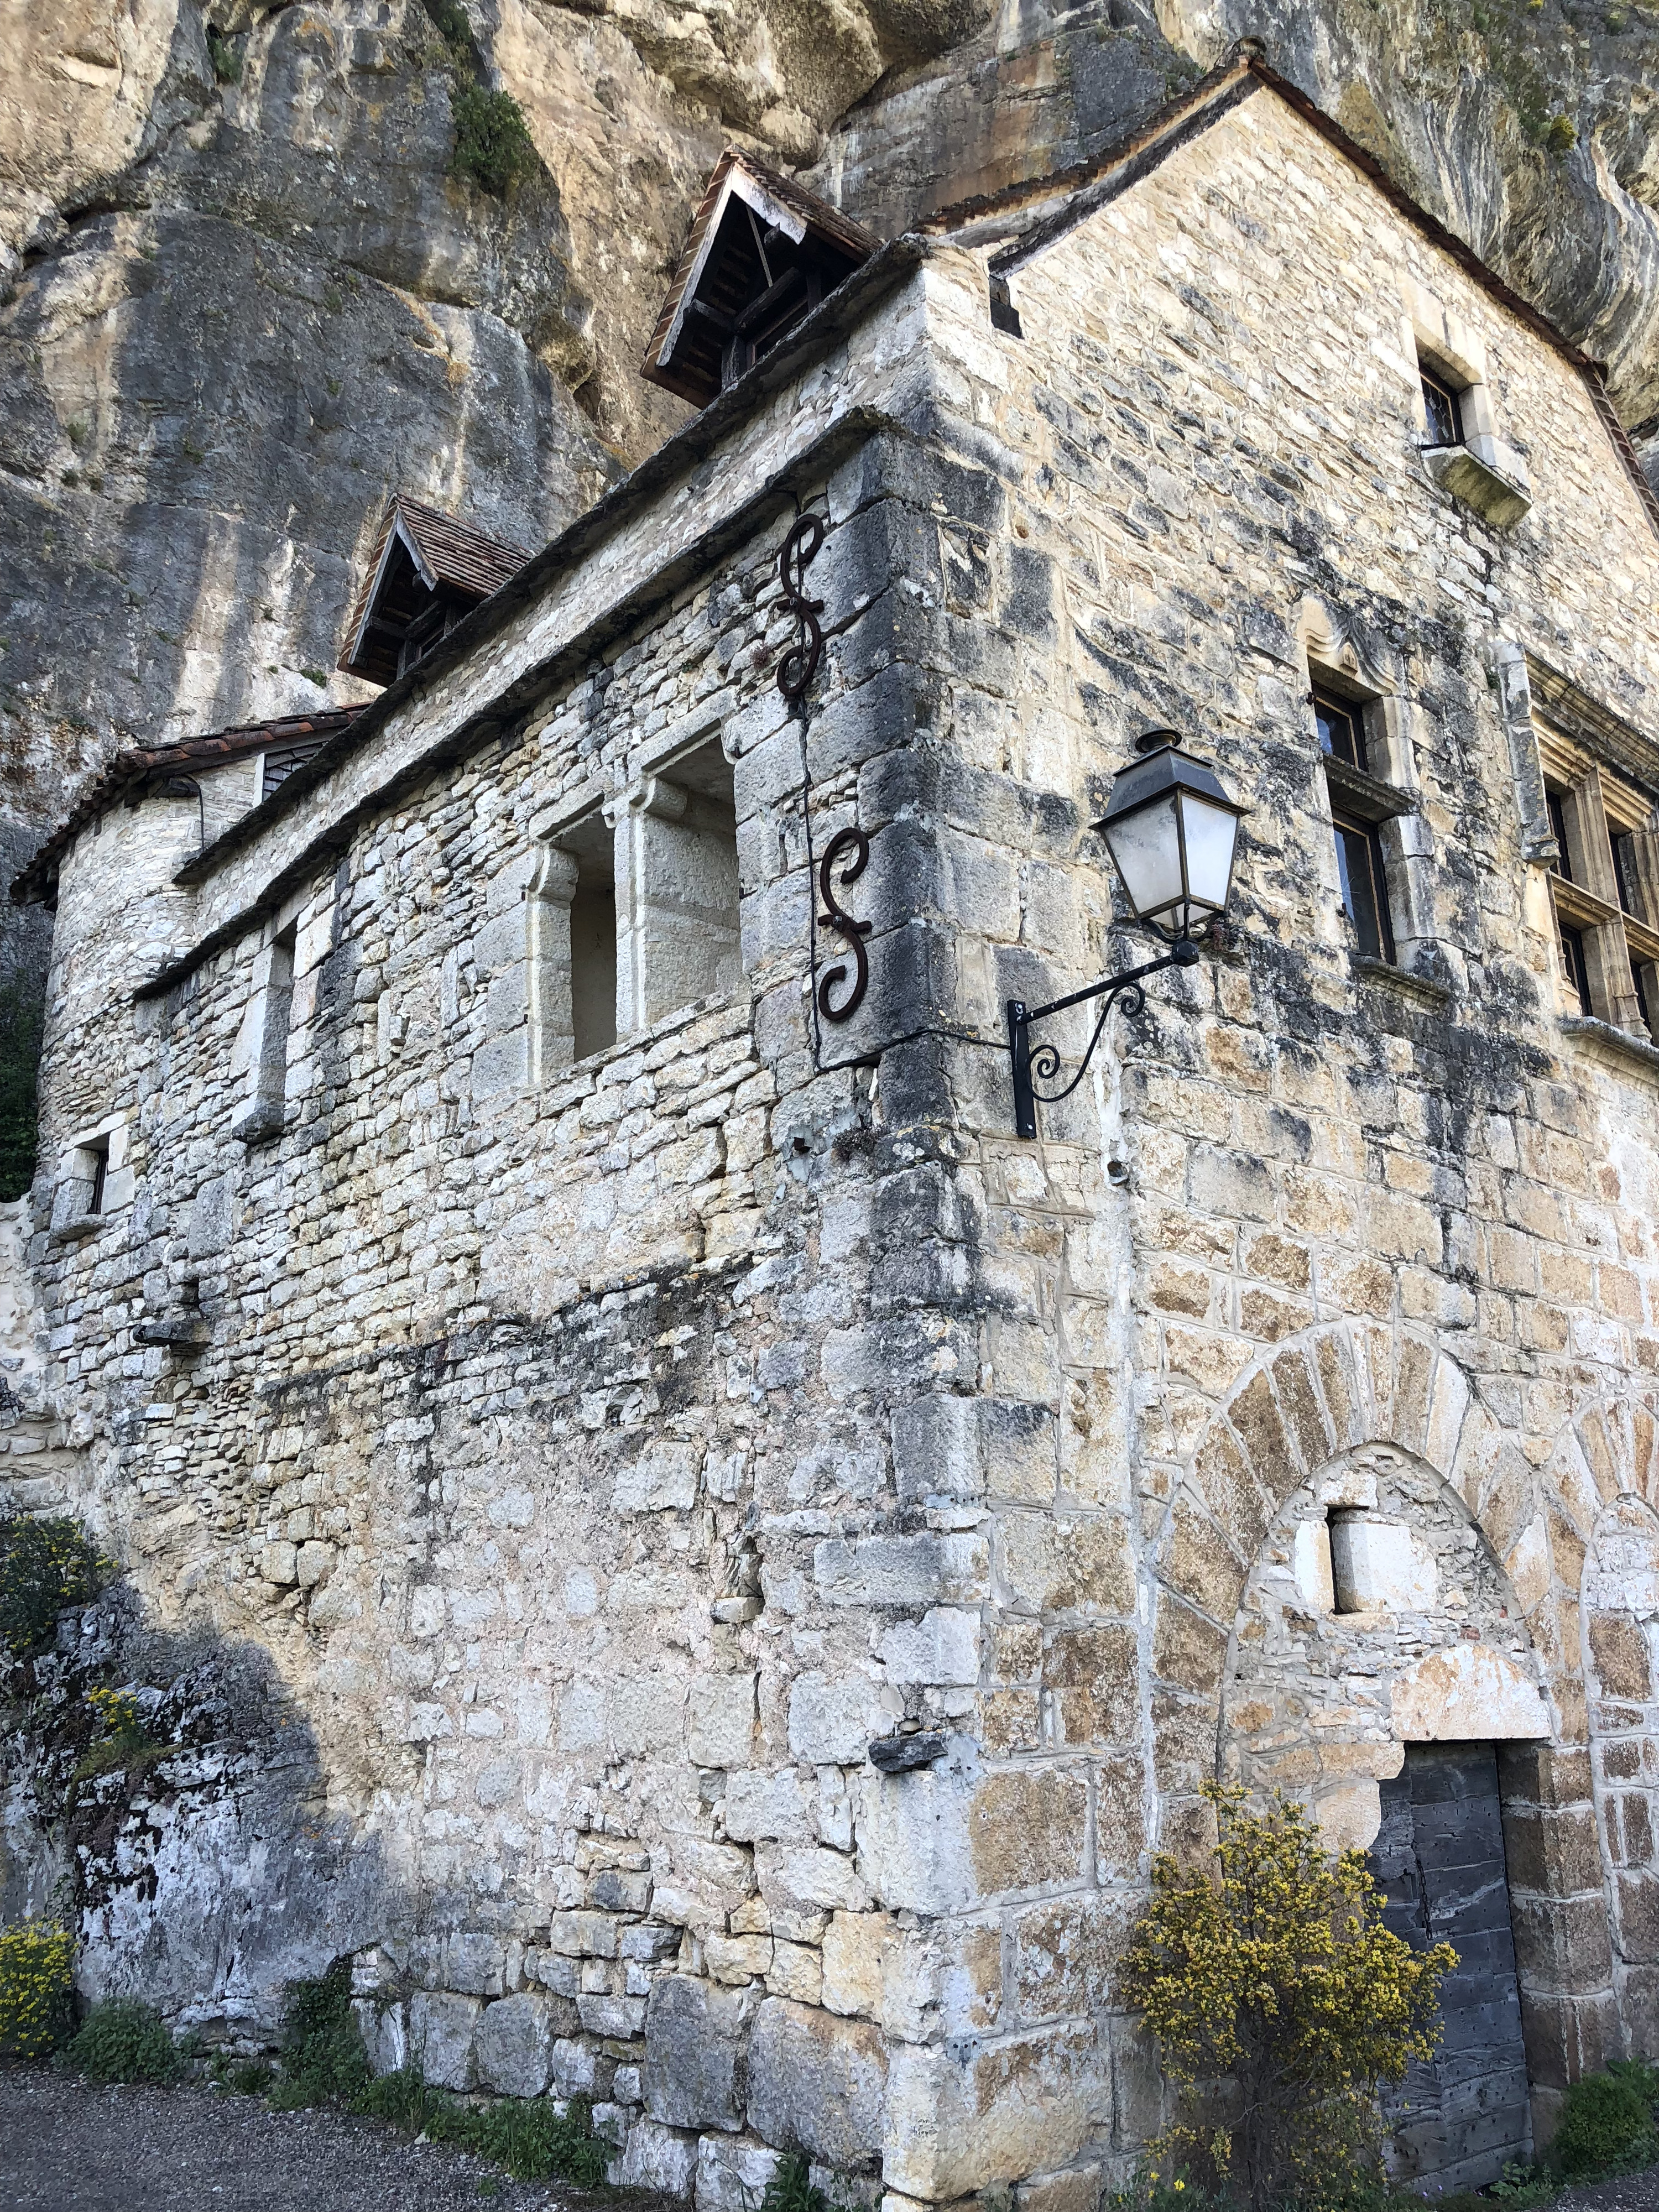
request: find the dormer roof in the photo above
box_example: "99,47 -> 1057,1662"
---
339,496 -> 530,687
643,149 -> 878,410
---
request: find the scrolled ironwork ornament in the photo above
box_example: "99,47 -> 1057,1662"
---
816,825 -> 872,1024
776,510 -> 826,702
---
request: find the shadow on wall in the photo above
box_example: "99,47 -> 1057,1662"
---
0,1578 -> 394,2041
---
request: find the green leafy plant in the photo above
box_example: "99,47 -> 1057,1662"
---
1,1510 -> 109,1660
355,2071 -> 609,2184
0,973 -> 44,1201
0,1924 -> 77,2057
1553,2063 -> 1659,2179
205,24 -> 242,82
450,83 -> 535,196
1118,1785 -> 1457,2212
59,1996 -> 185,2083
1544,113 -> 1578,152
72,1684 -> 168,1783
269,1958 -> 373,2109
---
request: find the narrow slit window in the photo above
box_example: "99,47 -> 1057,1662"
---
1420,363 -> 1465,448
1334,814 -> 1395,963
1558,920 -> 1592,1016
1313,688 -> 1368,773
86,1139 -> 109,1216
1611,823 -> 1642,916
262,927 -> 296,1103
571,875 -> 618,1062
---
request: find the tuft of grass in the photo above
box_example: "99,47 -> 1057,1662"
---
1553,2060 -> 1659,2179
205,25 -> 242,82
1544,112 -> 1578,152
450,83 -> 535,196
60,1997 -> 185,2083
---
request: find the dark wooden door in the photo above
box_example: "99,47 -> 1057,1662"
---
1369,1743 -> 1531,2188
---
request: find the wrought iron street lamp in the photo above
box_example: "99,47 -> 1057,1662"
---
1007,731 -> 1246,1139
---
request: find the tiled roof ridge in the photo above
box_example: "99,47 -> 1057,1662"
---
10,707 -> 364,905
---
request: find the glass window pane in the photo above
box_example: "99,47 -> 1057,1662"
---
1558,923 -> 1590,1015
1611,823 -> 1641,916
1335,820 -> 1388,962
1179,794 -> 1239,915
1421,370 -> 1462,447
1546,791 -> 1573,882
1313,692 -> 1365,771
1103,794 -> 1183,922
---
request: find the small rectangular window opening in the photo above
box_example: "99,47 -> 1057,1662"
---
571,874 -> 618,1062
1334,814 -> 1395,963
1546,789 -> 1574,881
1558,920 -> 1592,1016
1611,822 -> 1642,916
988,274 -> 1023,338
262,926 -> 296,1100
1313,687 -> 1368,774
1420,361 -> 1465,448
85,1138 -> 109,1217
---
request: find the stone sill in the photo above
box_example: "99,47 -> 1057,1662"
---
50,1211 -> 109,1245
232,1101 -> 286,1146
1560,1014 -> 1659,1083
1423,443 -> 1532,528
1355,957 -> 1451,1009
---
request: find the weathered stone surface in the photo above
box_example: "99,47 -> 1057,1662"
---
644,1976 -> 752,2132
747,1997 -> 888,2171
474,1991 -> 556,2097
409,1991 -> 482,2092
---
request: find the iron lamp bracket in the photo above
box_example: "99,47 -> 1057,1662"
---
1006,939 -> 1200,1139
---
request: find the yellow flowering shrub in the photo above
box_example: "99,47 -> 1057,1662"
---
85,1686 -> 143,1741
0,1923 -> 76,2058
0,1509 -> 111,1661
1118,1784 -> 1456,2212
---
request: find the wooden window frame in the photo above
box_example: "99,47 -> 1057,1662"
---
1308,671 -> 1413,971
1419,361 -> 1465,450
1538,728 -> 1659,1039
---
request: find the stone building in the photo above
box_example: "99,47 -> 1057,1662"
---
7,52 -> 1659,2206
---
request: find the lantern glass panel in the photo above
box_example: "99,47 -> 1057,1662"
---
1180,793 -> 1240,915
1103,793 -> 1182,922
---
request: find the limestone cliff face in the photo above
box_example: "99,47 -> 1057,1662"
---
817,0 -> 1659,429
2,0 -> 1656,981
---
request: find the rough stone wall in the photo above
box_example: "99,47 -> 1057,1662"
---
13,74 -> 1659,2205
893,80 -> 1659,2166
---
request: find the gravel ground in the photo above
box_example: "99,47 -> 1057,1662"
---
0,2063 -> 652,2211
1554,2178 -> 1659,2212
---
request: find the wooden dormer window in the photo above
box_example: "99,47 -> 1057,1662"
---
338,497 -> 527,689
642,150 -> 877,410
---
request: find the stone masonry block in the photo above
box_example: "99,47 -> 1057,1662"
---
644,1975 -> 753,2132
968,1769 -> 1089,1897
688,1673 -> 757,1768
789,1672 -> 885,1764
409,1991 -> 481,2091
475,1992 -> 556,2097
617,2117 -> 700,2197
747,1997 -> 889,2171
891,1394 -> 983,1503
696,2134 -> 783,2212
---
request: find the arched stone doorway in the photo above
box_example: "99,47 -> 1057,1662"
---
1146,1321 -> 1616,2175
1218,1442 -> 1548,2188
